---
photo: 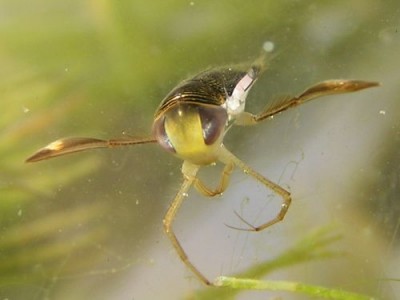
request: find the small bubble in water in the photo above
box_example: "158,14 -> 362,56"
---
262,41 -> 275,52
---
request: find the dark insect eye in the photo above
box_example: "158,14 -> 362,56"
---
198,105 -> 228,145
152,116 -> 176,153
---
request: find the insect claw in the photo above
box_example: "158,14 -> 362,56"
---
224,223 -> 255,232
223,210 -> 259,232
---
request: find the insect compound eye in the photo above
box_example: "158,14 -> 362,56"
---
152,115 -> 176,153
197,105 -> 228,146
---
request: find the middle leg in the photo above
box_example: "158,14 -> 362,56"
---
218,145 -> 291,231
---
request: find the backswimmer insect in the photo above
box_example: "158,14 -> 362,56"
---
26,46 -> 379,285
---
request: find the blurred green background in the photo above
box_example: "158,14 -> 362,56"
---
1,1 -> 399,299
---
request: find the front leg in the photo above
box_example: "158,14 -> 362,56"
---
194,162 -> 234,197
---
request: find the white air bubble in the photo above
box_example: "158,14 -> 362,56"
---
262,41 -> 275,52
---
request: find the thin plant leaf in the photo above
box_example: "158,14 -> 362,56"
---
190,225 -> 355,300
214,277 -> 375,300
